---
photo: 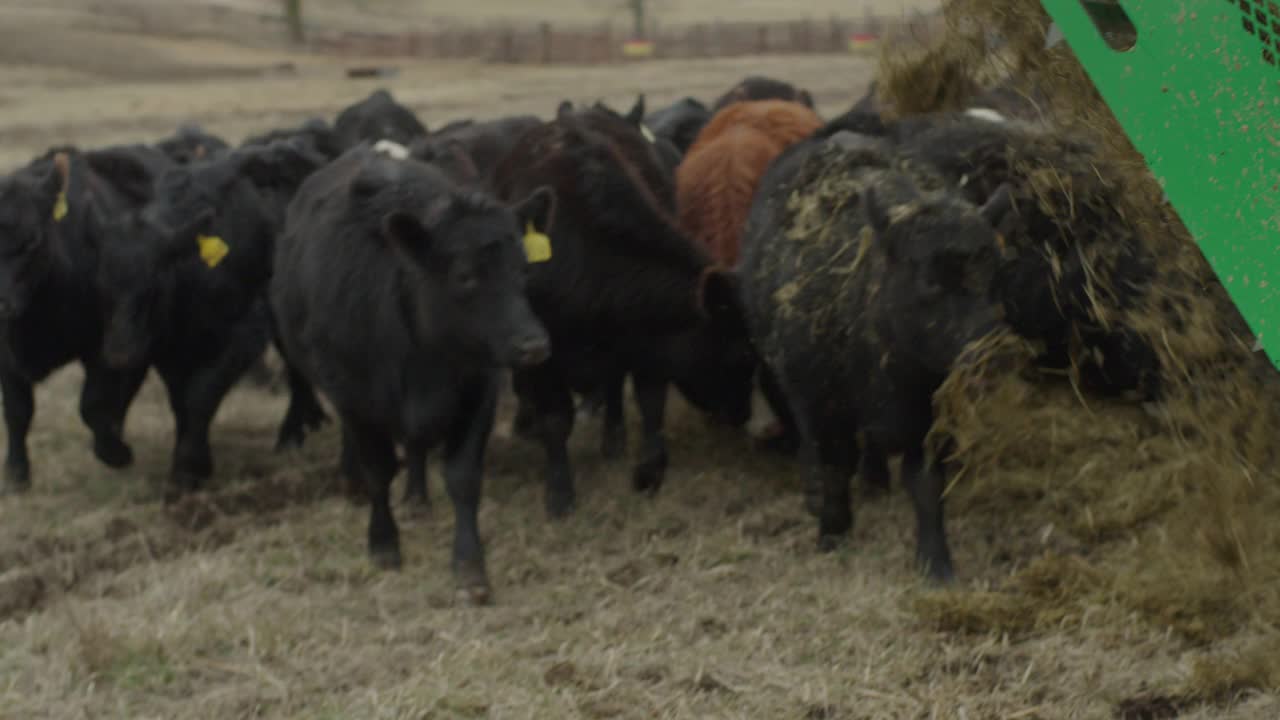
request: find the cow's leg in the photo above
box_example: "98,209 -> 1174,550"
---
630,370 -> 668,495
754,364 -> 800,456
269,315 -> 328,451
79,359 -> 146,469
858,441 -> 892,497
401,439 -> 430,510
347,418 -> 401,569
902,442 -> 955,583
169,317 -> 269,494
600,370 -> 627,460
442,379 -> 497,605
513,363 -> 576,519
0,370 -> 34,494
784,392 -> 857,548
274,360 -> 328,450
339,420 -> 366,504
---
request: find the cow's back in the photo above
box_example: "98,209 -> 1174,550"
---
272,148 -> 443,422
676,124 -> 784,267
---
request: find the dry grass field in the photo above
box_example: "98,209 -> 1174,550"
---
1,2 -> 1278,719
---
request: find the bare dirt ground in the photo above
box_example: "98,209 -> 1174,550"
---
0,8 -> 1277,720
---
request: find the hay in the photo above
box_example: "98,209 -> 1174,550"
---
914,551 -> 1108,637
875,0 -> 1280,701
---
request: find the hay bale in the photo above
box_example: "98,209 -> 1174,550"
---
873,0 -> 1280,698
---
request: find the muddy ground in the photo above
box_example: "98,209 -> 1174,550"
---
0,12 -> 1276,720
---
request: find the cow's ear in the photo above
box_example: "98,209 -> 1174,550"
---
978,182 -> 1014,227
696,267 -> 744,328
556,100 -> 574,119
511,185 -> 555,237
382,211 -> 433,269
625,94 -> 646,125
441,139 -> 481,184
382,195 -> 451,268
33,152 -> 70,223
158,206 -> 217,264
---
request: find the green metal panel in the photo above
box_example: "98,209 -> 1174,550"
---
1040,0 -> 1280,368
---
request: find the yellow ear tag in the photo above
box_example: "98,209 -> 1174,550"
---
52,191 -> 68,222
639,124 -> 656,144
196,234 -> 229,268
522,222 -> 552,263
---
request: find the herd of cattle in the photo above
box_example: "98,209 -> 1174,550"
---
0,72 -> 1161,604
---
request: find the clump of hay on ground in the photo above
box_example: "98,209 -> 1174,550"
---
880,0 -> 1280,702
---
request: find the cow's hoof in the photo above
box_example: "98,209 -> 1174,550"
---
919,554 -> 956,586
0,465 -> 31,496
631,462 -> 665,496
926,569 -> 957,586
817,532 -> 847,553
274,426 -> 305,451
455,584 -> 491,607
752,423 -> 798,456
370,546 -> 402,570
453,560 -> 490,605
545,490 -> 576,519
401,490 -> 431,516
803,491 -> 822,518
94,436 -> 134,468
170,469 -> 204,495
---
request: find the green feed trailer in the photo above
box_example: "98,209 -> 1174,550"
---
1040,0 -> 1280,368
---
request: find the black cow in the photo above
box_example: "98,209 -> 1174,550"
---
739,135 -> 1015,582
492,107 -> 749,518
559,98 -> 756,450
155,124 -> 231,165
765,111 -> 1161,424
0,147 -> 166,493
644,96 -> 712,155
890,114 -> 1161,399
711,75 -> 817,112
241,117 -> 346,160
92,140 -> 331,495
270,144 -> 553,604
562,96 -> 684,183
333,89 -> 429,150
408,114 -> 542,190
558,96 -> 683,208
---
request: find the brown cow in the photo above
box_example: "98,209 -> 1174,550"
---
676,99 -> 822,267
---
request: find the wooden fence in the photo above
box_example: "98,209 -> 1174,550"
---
304,15 -> 945,65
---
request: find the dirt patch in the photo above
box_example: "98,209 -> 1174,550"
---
0,464 -> 341,623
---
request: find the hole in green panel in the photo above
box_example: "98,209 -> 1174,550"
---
1078,0 -> 1138,51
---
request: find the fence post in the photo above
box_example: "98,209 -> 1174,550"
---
502,28 -> 515,63
540,22 -> 552,64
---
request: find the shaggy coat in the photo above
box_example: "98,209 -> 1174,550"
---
676,100 -> 822,266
